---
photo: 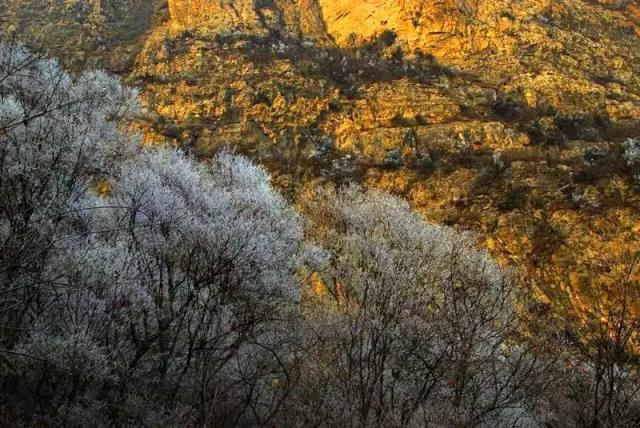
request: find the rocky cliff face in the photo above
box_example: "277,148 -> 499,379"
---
162,0 -> 640,117
4,0 -> 640,322
7,0 -> 637,118
133,0 -> 640,321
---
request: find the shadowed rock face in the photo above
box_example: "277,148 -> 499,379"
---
1,0 -> 161,71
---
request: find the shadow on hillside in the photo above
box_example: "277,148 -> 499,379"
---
214,30 -> 458,98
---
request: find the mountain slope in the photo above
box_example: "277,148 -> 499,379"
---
3,0 -> 640,321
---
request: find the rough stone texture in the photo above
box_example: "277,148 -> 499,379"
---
316,0 -> 470,51
167,0 -> 330,40
162,0 -> 640,119
0,0 -> 164,71
168,0 -> 259,30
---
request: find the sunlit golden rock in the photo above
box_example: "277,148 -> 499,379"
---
168,0 -> 260,31
316,0 -> 469,54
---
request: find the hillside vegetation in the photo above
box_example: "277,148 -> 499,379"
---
1,42 -> 640,427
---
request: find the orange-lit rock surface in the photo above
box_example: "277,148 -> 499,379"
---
168,0 -> 260,31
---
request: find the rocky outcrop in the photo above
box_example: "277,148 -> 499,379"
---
167,0 -> 329,40
163,0 -> 640,117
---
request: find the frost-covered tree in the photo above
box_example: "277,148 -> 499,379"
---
0,39 -> 138,424
0,42 -> 303,426
14,148 -> 303,425
623,137 -> 640,183
125,149 -> 298,420
0,39 -> 137,348
293,186 -> 551,427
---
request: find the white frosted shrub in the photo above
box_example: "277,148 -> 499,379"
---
623,138 -> 640,183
